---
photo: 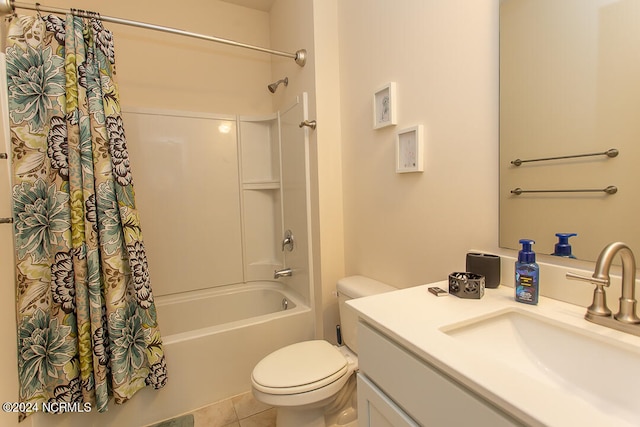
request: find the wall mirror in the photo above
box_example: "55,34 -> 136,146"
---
499,0 -> 640,262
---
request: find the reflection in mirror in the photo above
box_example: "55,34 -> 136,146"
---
499,0 -> 640,262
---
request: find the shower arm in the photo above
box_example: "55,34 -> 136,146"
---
0,0 -> 307,67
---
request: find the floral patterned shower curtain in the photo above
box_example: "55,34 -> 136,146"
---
5,13 -> 167,419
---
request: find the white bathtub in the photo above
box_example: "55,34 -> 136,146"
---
31,281 -> 314,427
156,281 -> 307,343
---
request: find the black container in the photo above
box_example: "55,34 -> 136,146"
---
466,252 -> 501,288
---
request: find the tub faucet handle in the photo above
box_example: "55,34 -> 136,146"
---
282,229 -> 294,252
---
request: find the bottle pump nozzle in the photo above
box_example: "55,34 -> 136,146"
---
518,239 -> 536,263
552,233 -> 577,258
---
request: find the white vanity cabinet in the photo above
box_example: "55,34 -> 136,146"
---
357,373 -> 418,427
357,321 -> 522,427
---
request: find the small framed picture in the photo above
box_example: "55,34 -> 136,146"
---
396,125 -> 424,173
373,82 -> 397,129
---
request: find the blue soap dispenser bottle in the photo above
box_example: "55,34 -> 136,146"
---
551,233 -> 577,258
515,239 -> 539,305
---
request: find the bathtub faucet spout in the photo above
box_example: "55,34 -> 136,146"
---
274,268 -> 293,279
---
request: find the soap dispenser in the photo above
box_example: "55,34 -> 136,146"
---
551,233 -> 577,258
515,239 -> 539,305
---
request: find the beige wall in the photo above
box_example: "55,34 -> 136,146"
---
21,0 -> 276,114
268,0 -> 320,332
271,0 -> 501,342
337,0 -> 500,289
0,53 -> 20,427
310,0 -> 346,342
273,0 -> 502,342
270,0 -> 348,341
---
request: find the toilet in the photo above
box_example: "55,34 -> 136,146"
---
251,276 -> 396,427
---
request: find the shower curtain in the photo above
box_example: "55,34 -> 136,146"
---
5,13 -> 167,419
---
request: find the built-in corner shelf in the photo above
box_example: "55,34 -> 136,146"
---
242,181 -> 281,191
239,115 -> 283,282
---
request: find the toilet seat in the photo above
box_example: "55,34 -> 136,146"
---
252,340 -> 349,395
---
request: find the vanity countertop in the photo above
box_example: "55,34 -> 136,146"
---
347,282 -> 640,427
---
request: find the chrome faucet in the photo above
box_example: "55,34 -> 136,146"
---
282,229 -> 294,252
274,268 -> 292,279
566,242 -> 640,337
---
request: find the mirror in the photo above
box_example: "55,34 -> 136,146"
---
499,0 -> 640,262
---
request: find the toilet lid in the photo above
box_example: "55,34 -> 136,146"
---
252,340 -> 348,394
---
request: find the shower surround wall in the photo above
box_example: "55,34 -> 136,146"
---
123,104 -> 312,303
124,110 -> 245,295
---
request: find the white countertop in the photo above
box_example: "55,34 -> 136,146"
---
348,282 -> 640,427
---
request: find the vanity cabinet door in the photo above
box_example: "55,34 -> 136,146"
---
358,322 -> 522,426
357,373 -> 419,427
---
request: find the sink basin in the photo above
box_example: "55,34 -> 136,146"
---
442,309 -> 640,425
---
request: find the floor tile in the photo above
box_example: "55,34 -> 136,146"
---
238,408 -> 277,427
192,399 -> 238,427
148,414 -> 195,427
232,391 -> 272,419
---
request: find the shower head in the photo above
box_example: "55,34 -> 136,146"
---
268,77 -> 288,93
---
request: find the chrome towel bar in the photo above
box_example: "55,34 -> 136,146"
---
511,148 -> 618,166
511,186 -> 618,195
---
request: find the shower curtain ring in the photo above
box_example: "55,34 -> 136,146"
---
35,2 -> 42,19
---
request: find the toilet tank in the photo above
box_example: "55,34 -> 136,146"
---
337,275 -> 396,354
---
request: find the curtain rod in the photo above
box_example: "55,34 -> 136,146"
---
0,0 -> 307,67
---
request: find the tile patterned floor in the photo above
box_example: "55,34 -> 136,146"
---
149,414 -> 195,427
148,390 -> 358,427
147,391 -> 276,427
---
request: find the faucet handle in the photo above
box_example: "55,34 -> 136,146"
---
566,272 -> 612,317
282,229 -> 294,252
565,272 -> 609,287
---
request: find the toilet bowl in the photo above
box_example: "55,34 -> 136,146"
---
251,276 -> 395,427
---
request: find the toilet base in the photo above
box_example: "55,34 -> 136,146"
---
325,375 -> 358,426
268,374 -> 357,427
277,406 -> 326,427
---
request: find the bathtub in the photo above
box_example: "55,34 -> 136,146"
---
31,281 -> 314,427
156,281 -> 308,344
